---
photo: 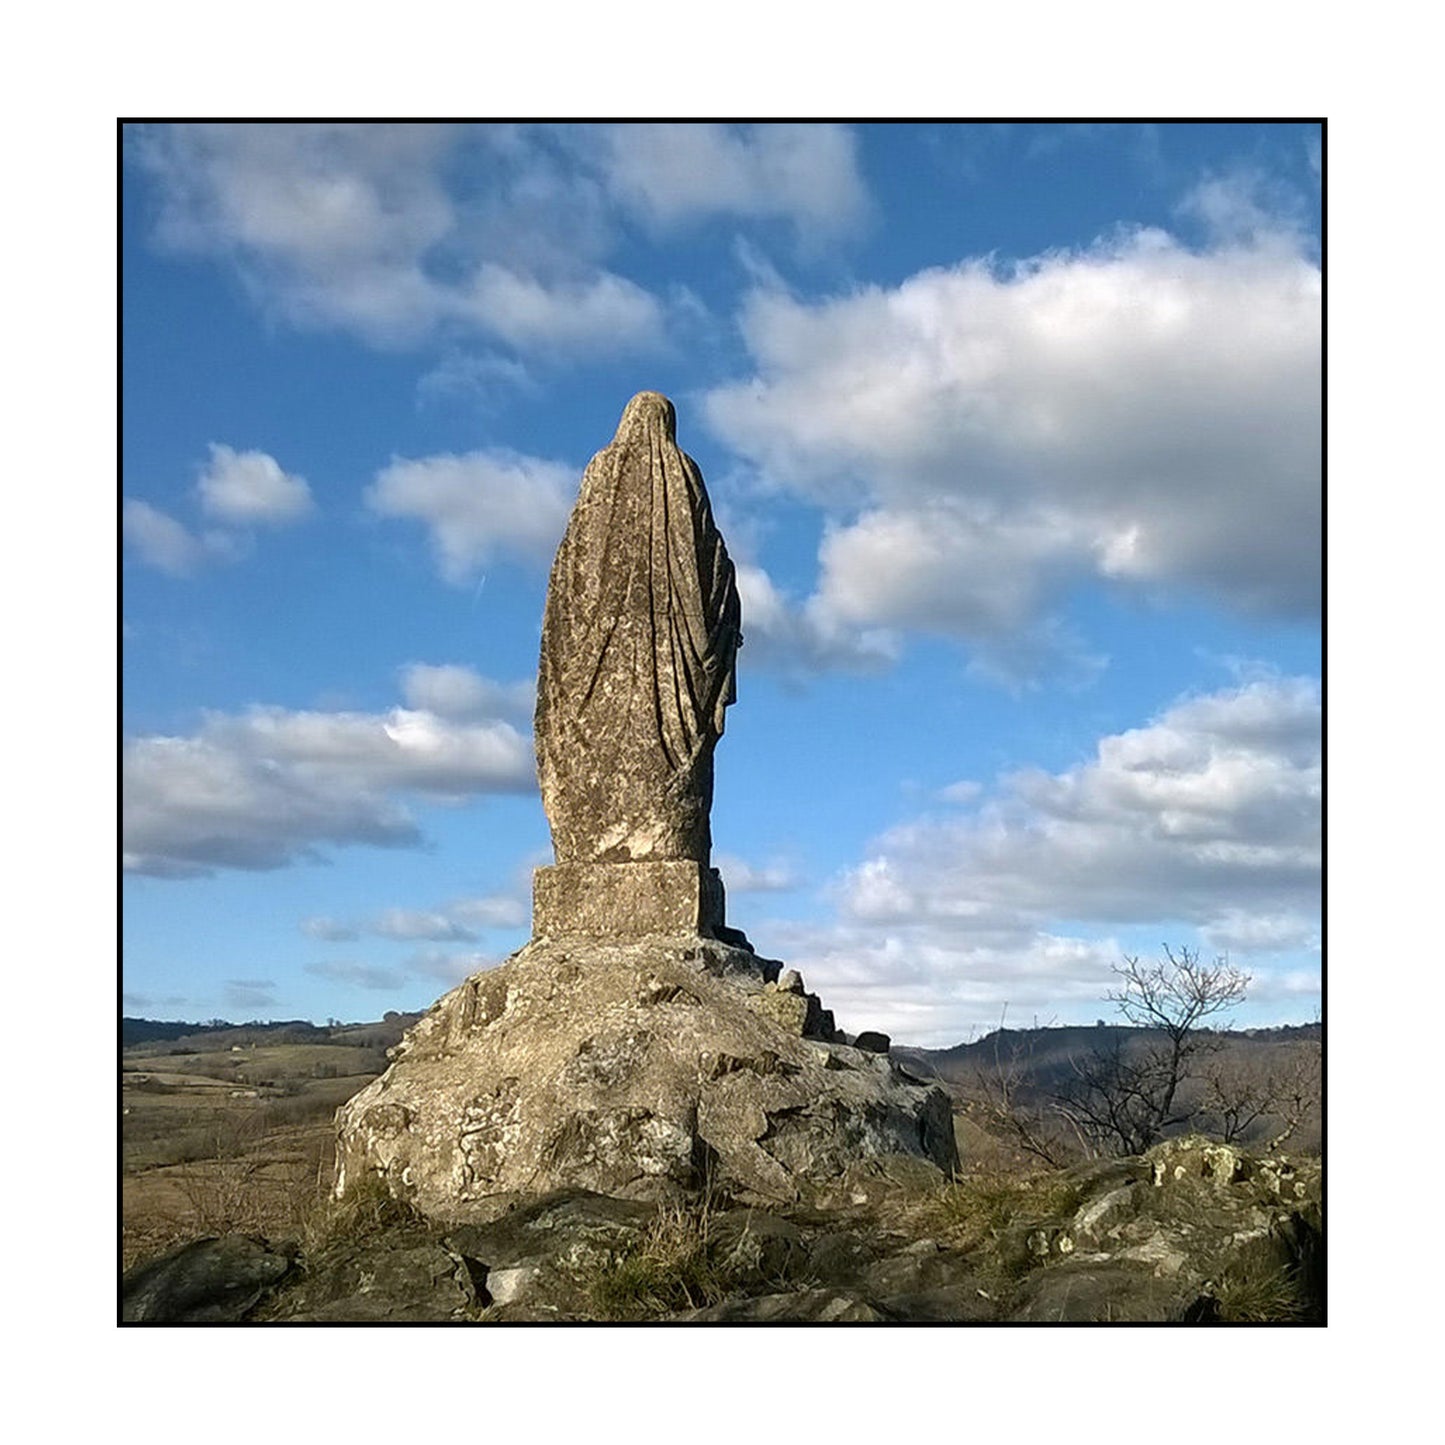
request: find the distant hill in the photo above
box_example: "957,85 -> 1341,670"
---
895,1021 -> 1321,1094
122,1013 -> 424,1051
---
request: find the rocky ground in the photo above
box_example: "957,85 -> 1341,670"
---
121,1134 -> 1322,1324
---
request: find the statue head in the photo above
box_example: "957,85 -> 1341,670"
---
616,390 -> 677,442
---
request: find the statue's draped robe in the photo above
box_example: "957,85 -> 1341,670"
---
536,393 -> 741,865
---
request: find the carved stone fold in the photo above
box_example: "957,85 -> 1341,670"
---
534,391 -> 741,874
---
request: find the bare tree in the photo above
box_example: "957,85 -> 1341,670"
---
1054,946 -> 1250,1157
1200,1041 -> 1322,1149
965,1013 -> 1074,1168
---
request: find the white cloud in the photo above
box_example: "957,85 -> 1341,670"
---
812,505 -> 1074,637
372,908 -> 478,943
705,218 -> 1320,667
757,677 -> 1319,1045
300,890 -> 529,945
125,443 -> 309,578
304,948 -> 495,998
1177,170 -> 1312,250
586,123 -> 868,234
939,780 -> 982,804
399,664 -> 534,722
457,263 -> 662,352
847,676 -> 1320,928
124,680 -> 536,876
304,960 -> 409,992
365,449 -> 573,583
301,917 -> 360,942
734,561 -> 897,678
196,443 -> 313,524
715,852 -> 799,894
1201,911 -> 1320,954
449,894 -> 529,930
417,351 -> 536,406
123,992 -> 188,1010
122,500 -> 237,576
123,500 -> 206,576
772,923 -> 1123,1047
403,949 -> 493,985
131,123 -> 665,355
134,122 -> 455,344
225,979 -> 278,1011
123,728 -> 418,876
131,124 -> 876,360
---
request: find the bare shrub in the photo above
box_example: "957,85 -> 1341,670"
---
1054,947 -> 1250,1157
1198,1041 -> 1322,1150
962,1023 -> 1079,1169
172,1114 -> 270,1235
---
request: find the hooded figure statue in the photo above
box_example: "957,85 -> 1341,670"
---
535,392 -> 742,867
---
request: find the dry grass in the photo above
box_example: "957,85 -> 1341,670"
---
300,1171 -> 436,1255
931,1167 -> 1081,1248
122,1127 -> 336,1270
1210,1260 -> 1315,1322
925,1165 -> 1086,1282
122,1028 -> 389,1272
121,1098 -> 348,1270
587,1198 -> 734,1319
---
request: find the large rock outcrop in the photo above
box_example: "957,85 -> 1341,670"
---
335,936 -> 957,1218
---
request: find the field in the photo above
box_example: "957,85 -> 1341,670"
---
121,1029 -> 392,1268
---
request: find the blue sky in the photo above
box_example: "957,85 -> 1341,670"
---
121,122 -> 1321,1046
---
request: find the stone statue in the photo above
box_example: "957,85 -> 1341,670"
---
532,392 -> 742,937
332,393 -> 961,1223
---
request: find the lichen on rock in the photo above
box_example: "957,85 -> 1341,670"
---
334,936 -> 957,1218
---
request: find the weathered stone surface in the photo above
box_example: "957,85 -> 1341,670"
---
121,1234 -> 296,1323
443,1190 -> 657,1316
749,981 -> 810,1035
334,937 -> 958,1217
258,1215 -> 484,1322
1000,1135 -> 1323,1322
533,859 -> 726,939
535,391 -> 740,877
870,1285 -> 997,1323
667,1288 -> 888,1323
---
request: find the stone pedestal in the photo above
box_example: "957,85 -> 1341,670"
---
532,859 -> 726,939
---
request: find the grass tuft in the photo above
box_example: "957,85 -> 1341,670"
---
304,1173 -> 430,1253
588,1199 -> 733,1319
1210,1261 -> 1314,1322
926,1167 -> 1087,1283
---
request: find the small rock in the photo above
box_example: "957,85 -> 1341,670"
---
669,1288 -> 887,1323
485,1264 -> 541,1305
872,1284 -> 996,1323
1074,1185 -> 1135,1239
853,1031 -> 890,1054
749,986 -> 810,1036
122,1235 -> 296,1323
778,969 -> 805,995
